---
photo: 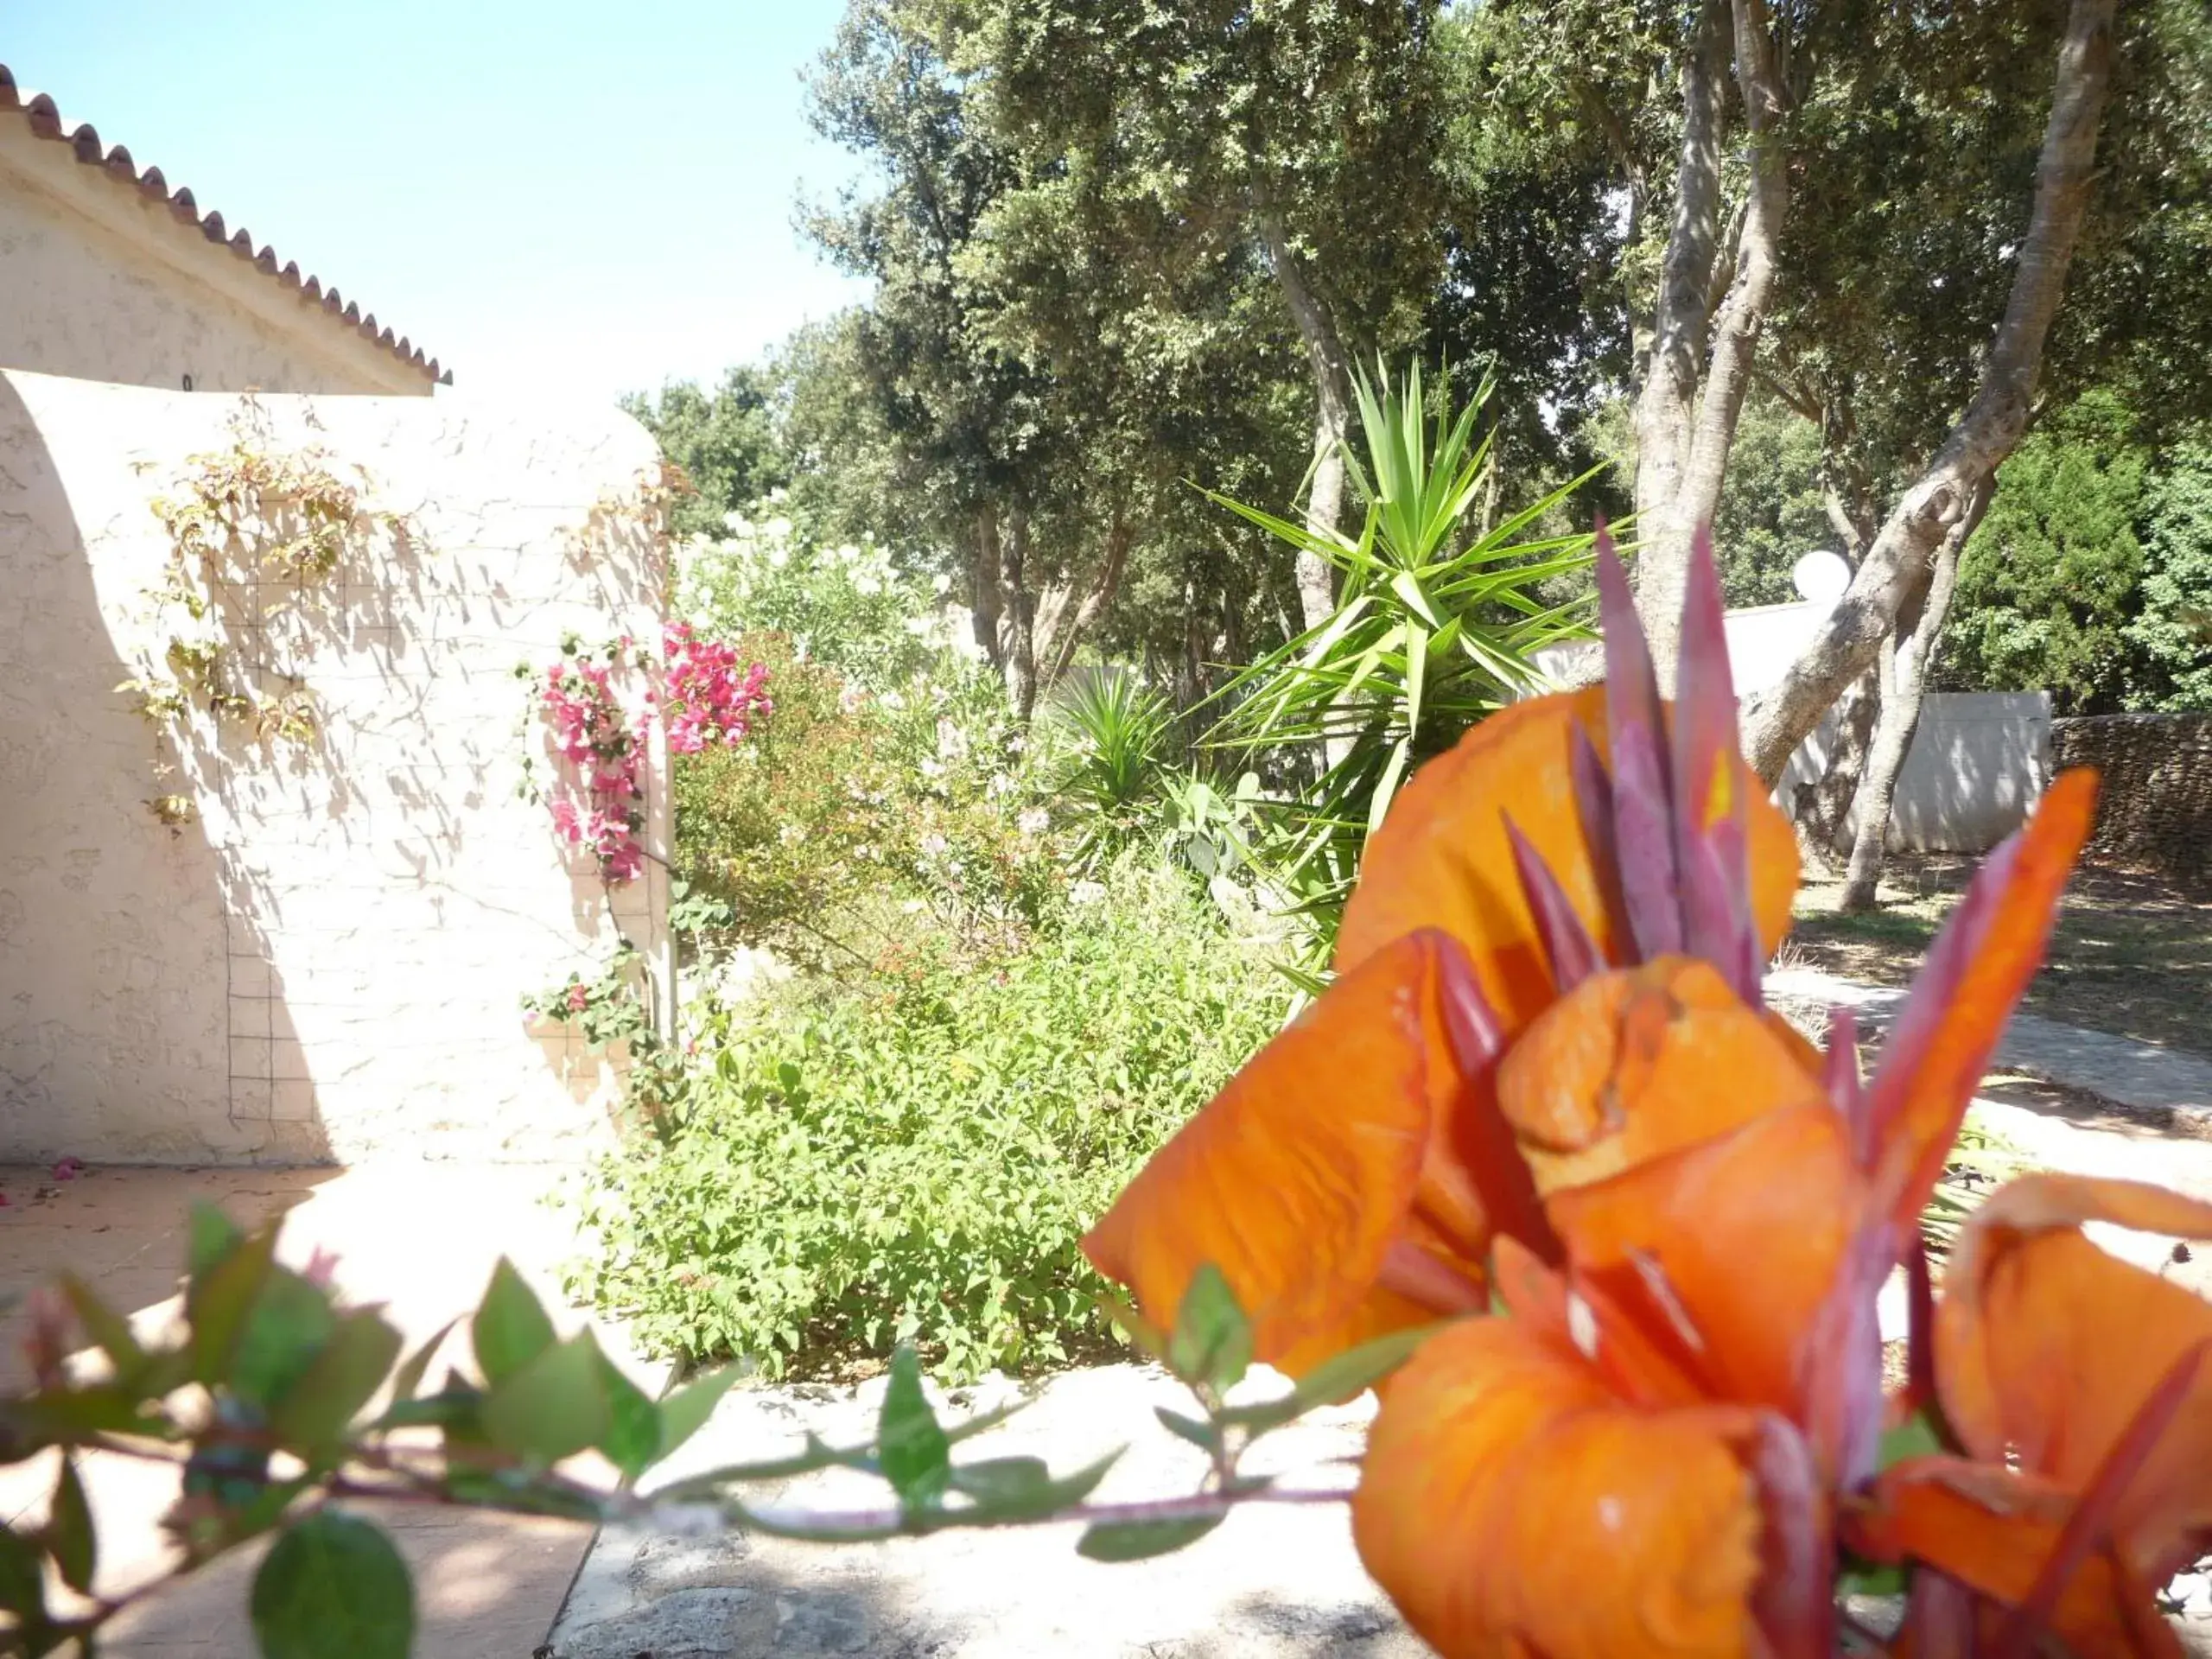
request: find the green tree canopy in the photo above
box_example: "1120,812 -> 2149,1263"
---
1941,393 -> 2149,715
622,366 -> 789,538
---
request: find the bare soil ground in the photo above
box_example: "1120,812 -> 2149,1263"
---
1789,855 -> 2212,1058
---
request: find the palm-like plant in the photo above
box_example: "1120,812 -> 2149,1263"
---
1206,361 -> 1603,957
1044,666 -> 1175,869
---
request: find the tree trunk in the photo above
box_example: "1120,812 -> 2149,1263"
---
1789,461 -> 1880,862
1001,506 -> 1039,721
1838,483 -> 1987,910
1630,0 -> 1726,671
1742,0 -> 2118,782
1633,0 -> 1788,683
970,503 -> 1006,671
1259,211 -> 1353,635
1792,665 -> 1879,866
1041,512 -> 1133,688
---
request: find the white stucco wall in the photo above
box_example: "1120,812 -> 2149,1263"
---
1781,691 -> 2053,855
0,370 -> 668,1164
0,118 -> 435,395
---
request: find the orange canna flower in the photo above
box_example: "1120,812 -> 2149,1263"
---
1354,1235 -> 1833,1659
1084,531 -> 1808,1372
1847,1175 -> 2212,1657
1084,521 -> 2111,1659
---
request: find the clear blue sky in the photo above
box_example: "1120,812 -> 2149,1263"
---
4,1 -> 872,402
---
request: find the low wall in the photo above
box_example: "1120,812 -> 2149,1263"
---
0,369 -> 668,1164
2053,713 -> 2212,882
1780,691 -> 2053,855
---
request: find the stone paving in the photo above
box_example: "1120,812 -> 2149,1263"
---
551,1365 -> 1421,1659
0,1160 -> 655,1656
1766,964 -> 2212,1121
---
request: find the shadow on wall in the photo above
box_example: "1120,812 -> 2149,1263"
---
0,372 -> 331,1163
1,372 -> 667,1166
1781,691 -> 2053,856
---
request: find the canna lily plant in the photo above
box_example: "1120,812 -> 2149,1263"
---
1084,524 -> 2210,1656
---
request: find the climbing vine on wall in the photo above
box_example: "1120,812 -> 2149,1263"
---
122,399 -> 406,825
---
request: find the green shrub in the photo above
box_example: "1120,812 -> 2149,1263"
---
673,632 -> 1062,969
671,631 -> 900,967
567,857 -> 1287,1383
675,505 -> 942,692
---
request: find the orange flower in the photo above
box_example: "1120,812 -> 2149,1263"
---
1351,767 -> 2099,1659
1084,532 -> 1807,1370
1847,1175 -> 2212,1656
1084,523 -> 2108,1659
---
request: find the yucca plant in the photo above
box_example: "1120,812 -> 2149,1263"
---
1205,361 -> 1603,961
1044,666 -> 1176,870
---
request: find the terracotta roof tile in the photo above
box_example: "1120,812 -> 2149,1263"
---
0,63 -> 449,385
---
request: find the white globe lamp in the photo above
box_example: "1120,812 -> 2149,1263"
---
1791,550 -> 1851,606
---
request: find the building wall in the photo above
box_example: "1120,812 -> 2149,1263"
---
1777,692 -> 2054,855
0,120 -> 434,395
0,370 -> 667,1164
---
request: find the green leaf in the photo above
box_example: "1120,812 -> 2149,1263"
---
944,1456 -> 1051,1508
188,1204 -> 245,1279
656,1365 -> 739,1465
472,1260 -> 556,1387
1836,1560 -> 1909,1599
250,1511 -> 415,1659
949,1447 -> 1120,1522
1221,1322 -> 1443,1435
1878,1406 -> 1945,1471
59,1275 -> 144,1381
187,1223 -> 280,1382
269,1310 -> 403,1452
0,1524 -> 48,1628
594,1351 -> 664,1482
231,1270 -> 340,1409
481,1334 -> 609,1465
1367,737 -> 1414,839
385,1318 -> 457,1413
1152,1405 -> 1218,1452
48,1456 -> 94,1592
1166,1264 -> 1251,1394
877,1346 -> 950,1507
1075,1512 -> 1224,1562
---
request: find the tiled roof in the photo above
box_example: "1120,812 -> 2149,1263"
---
0,64 -> 449,385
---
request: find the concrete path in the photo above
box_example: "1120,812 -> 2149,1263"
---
0,1160 -> 653,1657
550,1364 -> 1419,1659
1766,964 -> 2212,1120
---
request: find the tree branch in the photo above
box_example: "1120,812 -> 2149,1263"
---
1742,0 -> 2119,781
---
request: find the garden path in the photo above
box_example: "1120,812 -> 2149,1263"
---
550,1363 -> 1418,1659
1768,964 -> 2212,1121
0,1160 -> 652,1656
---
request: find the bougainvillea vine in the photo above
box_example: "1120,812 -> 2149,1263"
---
537,623 -> 769,885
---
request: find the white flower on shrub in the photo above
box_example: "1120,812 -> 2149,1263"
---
1070,880 -> 1108,906
1018,807 -> 1050,836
